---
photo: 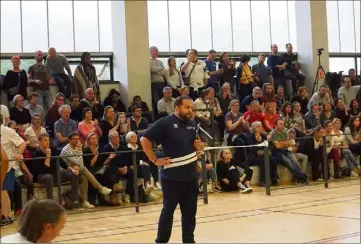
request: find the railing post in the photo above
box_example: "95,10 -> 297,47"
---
201,152 -> 208,204
55,158 -> 62,205
322,136 -> 329,188
264,144 -> 271,196
132,151 -> 140,213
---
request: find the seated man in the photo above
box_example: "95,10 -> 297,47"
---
31,133 -> 79,208
103,131 -> 134,202
128,105 -> 149,135
75,88 -> 104,121
157,87 -> 176,117
60,131 -> 111,208
54,105 -> 77,152
240,87 -> 264,113
269,119 -> 307,184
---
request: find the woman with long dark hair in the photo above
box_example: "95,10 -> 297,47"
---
218,52 -> 236,90
261,83 -> 276,104
72,52 -> 100,101
344,115 -> 361,164
349,99 -> 361,116
166,56 -> 183,97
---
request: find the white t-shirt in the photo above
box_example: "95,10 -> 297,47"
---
184,60 -> 210,90
0,124 -> 25,172
24,126 -> 46,147
0,233 -> 31,243
1,104 -> 10,125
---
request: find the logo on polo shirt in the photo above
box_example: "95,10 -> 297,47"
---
187,126 -> 196,130
174,124 -> 178,128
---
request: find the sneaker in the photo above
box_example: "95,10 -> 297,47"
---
239,185 -> 252,194
99,187 -> 112,195
316,178 -> 323,182
121,194 -> 131,204
82,201 -> 95,208
155,182 -> 162,190
207,184 -> 213,193
328,177 -> 334,181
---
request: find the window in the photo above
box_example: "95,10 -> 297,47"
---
329,57 -> 355,73
190,1 -> 212,51
168,1 -> 191,52
231,1 -> 252,52
354,0 -> 360,53
48,1 -> 74,51
1,1 -> 22,53
338,1 -> 355,52
74,1 -> 99,52
357,58 -> 360,75
251,1 -> 271,52
326,1 -> 340,52
98,1 -> 113,52
21,1 -> 48,52
147,1 -> 169,51
211,1 -> 232,51
269,1 -> 289,52
287,0 -> 298,51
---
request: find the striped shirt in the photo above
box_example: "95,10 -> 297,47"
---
60,143 -> 84,168
46,54 -> 72,76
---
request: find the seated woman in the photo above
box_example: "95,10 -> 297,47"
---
78,107 -> 102,144
208,87 -> 224,139
291,86 -> 309,115
261,83 -> 276,105
262,102 -> 278,133
103,89 -> 127,113
324,120 -> 343,179
305,104 -> 320,132
334,98 -> 350,129
9,95 -> 32,131
292,101 -> 307,135
180,86 -> 190,97
247,121 -> 278,186
300,126 -> 325,181
122,131 -> 158,201
319,102 -> 337,127
24,113 -> 46,150
196,151 -> 220,193
216,148 -> 253,193
224,99 -> 248,162
216,82 -> 236,116
72,52 -> 101,101
344,115 -> 361,165
332,118 -> 360,176
348,99 -> 361,116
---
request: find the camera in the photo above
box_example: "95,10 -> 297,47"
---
317,48 -> 324,56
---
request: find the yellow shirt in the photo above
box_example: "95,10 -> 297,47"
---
240,64 -> 254,84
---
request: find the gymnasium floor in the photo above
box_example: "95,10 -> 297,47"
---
1,179 -> 360,243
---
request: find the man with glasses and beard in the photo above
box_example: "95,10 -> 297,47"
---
141,96 -> 202,243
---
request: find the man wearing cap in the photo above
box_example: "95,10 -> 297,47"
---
141,96 -> 202,243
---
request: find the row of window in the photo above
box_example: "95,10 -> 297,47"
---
0,0 -> 113,53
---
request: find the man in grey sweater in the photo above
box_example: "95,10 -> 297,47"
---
46,47 -> 72,98
337,77 -> 361,109
149,46 -> 167,114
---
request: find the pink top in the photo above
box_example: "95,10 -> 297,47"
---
78,121 -> 102,144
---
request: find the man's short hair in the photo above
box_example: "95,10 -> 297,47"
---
13,94 -> 24,105
149,46 -> 158,52
108,130 -> 119,140
70,94 -> 79,102
208,49 -> 216,55
68,131 -> 79,140
58,104 -> 71,115
320,85 -> 329,90
28,92 -> 37,101
250,100 -> 260,106
38,133 -> 49,142
174,96 -> 192,108
285,43 -> 292,48
131,105 -> 141,113
253,87 -> 261,93
275,118 -> 284,126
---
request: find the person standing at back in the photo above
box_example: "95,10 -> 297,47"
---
141,96 -> 202,243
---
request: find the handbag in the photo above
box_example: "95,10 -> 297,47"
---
6,72 -> 21,96
183,62 -> 197,86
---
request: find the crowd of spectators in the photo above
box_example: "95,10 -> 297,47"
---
1,43 -> 361,226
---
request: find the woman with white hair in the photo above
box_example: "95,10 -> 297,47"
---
9,94 -> 32,131
247,121 -> 279,186
124,131 -> 158,200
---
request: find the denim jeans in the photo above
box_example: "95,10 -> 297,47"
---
278,151 -> 305,180
52,73 -> 72,98
342,149 -> 359,170
35,89 -> 52,112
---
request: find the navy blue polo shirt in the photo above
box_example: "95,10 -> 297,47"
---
143,114 -> 198,181
204,59 -> 218,84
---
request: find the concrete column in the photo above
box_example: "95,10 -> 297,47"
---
295,0 -> 330,93
111,0 -> 151,107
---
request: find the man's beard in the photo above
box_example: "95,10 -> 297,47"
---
179,112 -> 191,121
